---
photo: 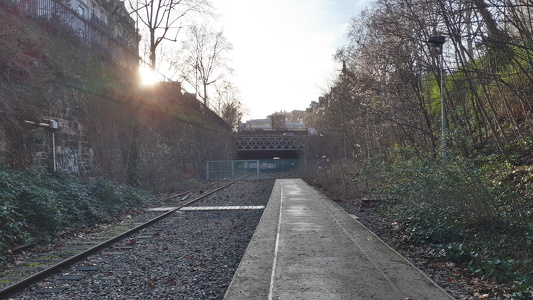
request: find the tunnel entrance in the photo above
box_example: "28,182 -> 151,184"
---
237,149 -> 301,160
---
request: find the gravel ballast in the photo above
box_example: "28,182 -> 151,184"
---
8,179 -> 275,300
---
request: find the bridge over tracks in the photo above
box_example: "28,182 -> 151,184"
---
235,135 -> 308,159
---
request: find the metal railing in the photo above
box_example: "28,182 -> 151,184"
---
236,136 -> 307,151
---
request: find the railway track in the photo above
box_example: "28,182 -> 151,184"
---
0,179 -> 259,299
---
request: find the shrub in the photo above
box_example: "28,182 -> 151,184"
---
0,169 -> 153,262
88,179 -> 149,216
307,160 -> 365,202
0,172 -> 31,261
349,151 -> 532,295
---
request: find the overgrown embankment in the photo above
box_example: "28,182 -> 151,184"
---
0,169 -> 156,262
308,149 -> 532,299
307,1 -> 533,297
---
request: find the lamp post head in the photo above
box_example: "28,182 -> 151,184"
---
428,35 -> 446,55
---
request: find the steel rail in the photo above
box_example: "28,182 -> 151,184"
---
0,180 -> 238,299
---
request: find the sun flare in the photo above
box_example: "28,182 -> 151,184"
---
139,66 -> 160,86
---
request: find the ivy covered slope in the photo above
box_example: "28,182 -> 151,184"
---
0,170 -> 151,263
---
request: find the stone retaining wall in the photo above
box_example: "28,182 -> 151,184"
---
0,82 -> 236,192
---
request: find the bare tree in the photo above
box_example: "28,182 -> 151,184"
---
177,24 -> 233,107
128,0 -> 212,71
214,81 -> 245,131
315,0 -> 532,161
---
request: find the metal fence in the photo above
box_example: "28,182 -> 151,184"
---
206,159 -> 301,180
206,160 -> 259,180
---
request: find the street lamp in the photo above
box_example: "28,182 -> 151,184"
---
428,35 -> 446,157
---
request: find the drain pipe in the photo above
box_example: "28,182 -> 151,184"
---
44,119 -> 59,172
52,131 -> 56,171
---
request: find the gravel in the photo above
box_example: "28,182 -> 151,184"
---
8,179 -> 275,300
7,178 -> 483,299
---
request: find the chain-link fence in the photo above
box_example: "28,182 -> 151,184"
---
206,159 -> 302,180
206,160 -> 259,180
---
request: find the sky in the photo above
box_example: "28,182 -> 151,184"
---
209,0 -> 373,121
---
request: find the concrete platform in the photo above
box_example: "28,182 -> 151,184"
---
224,179 -> 454,300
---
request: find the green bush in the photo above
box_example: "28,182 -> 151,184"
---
347,151 -> 532,295
403,209 -> 466,244
0,172 -> 30,262
89,179 -> 149,215
16,184 -> 62,237
356,154 -> 511,237
0,169 -> 153,262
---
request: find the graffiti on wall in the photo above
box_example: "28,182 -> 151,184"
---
55,148 -> 87,176
236,160 -> 298,172
238,161 -> 278,170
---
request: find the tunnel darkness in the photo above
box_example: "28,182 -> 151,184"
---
237,150 -> 301,160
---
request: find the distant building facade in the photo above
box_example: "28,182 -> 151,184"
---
270,114 -> 286,130
238,96 -> 331,134
238,119 -> 272,132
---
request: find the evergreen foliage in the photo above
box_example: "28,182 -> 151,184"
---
0,169 -> 151,263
